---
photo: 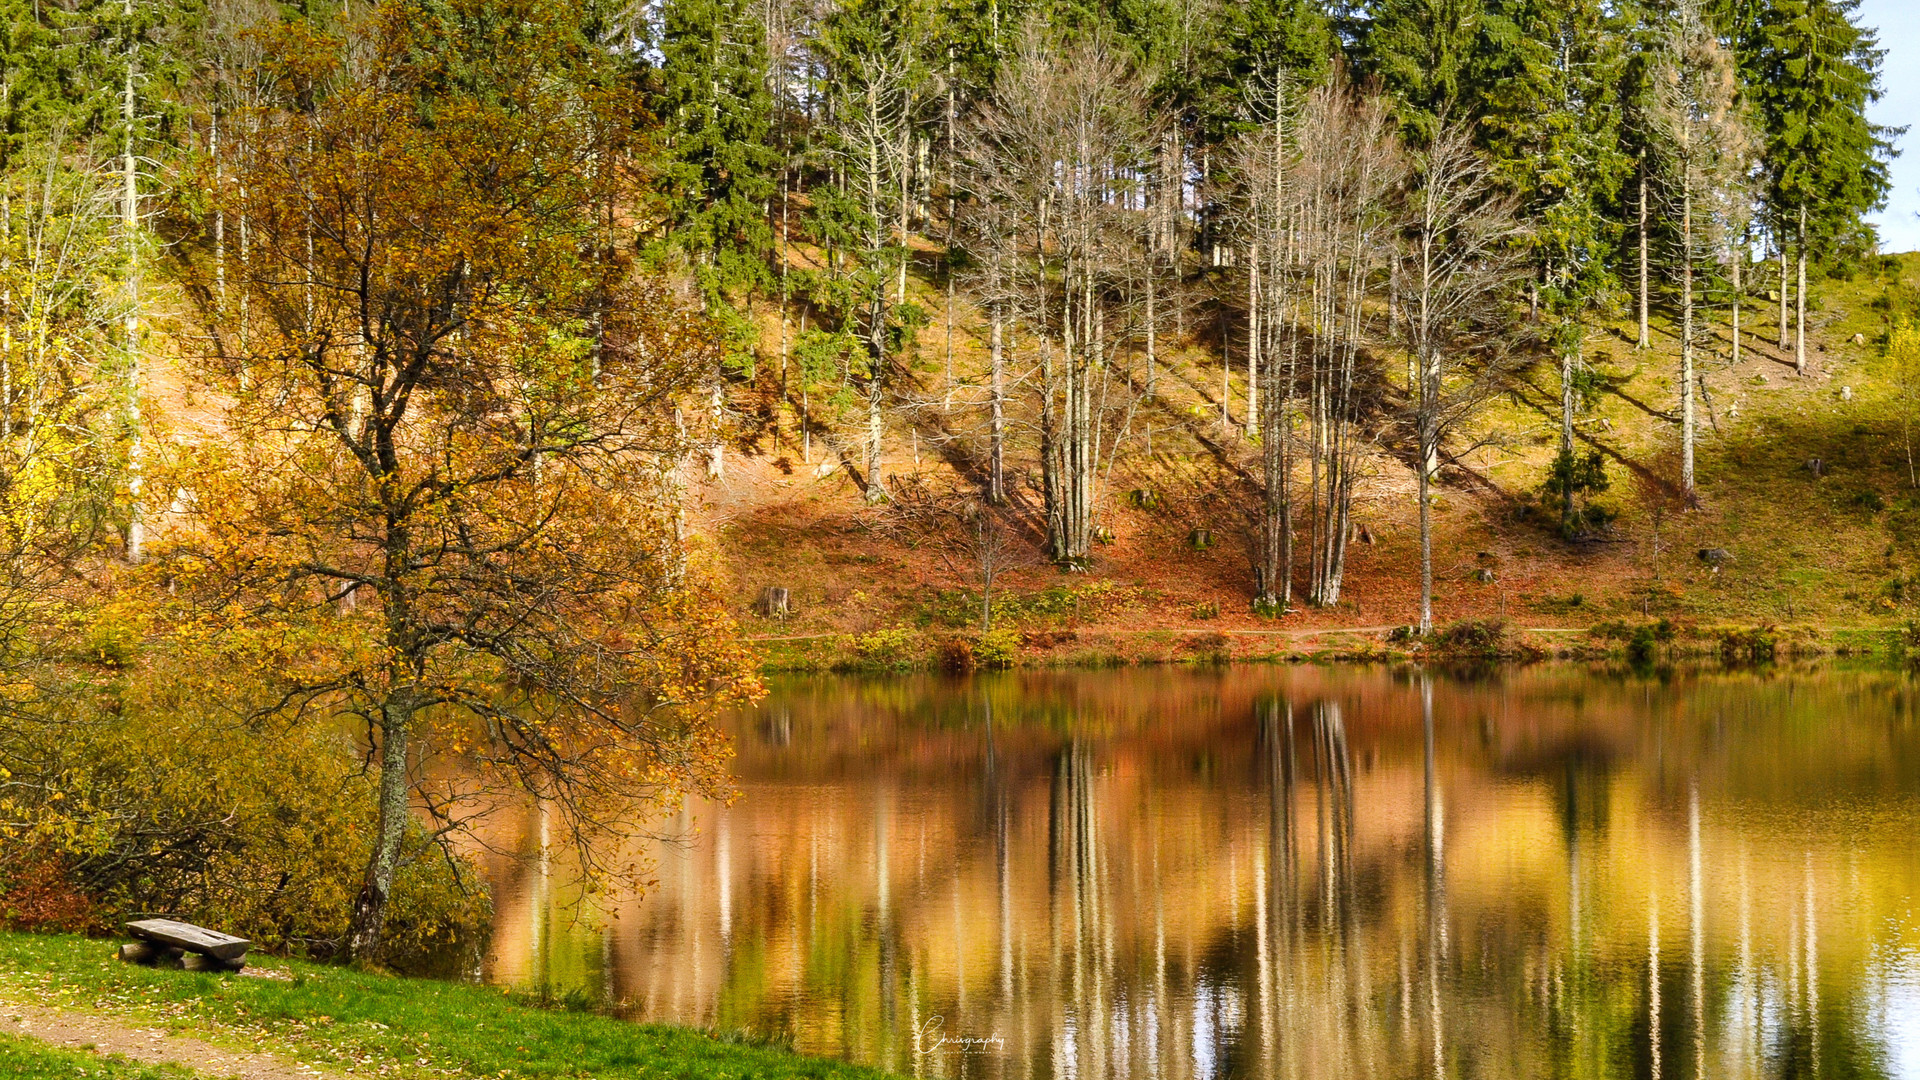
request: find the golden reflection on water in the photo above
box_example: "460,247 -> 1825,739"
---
471,667 -> 1920,1079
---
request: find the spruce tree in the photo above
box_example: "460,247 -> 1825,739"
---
652,0 -> 779,478
1475,0 -> 1631,534
1358,0 -> 1494,135
653,0 -> 779,344
1746,0 -> 1894,374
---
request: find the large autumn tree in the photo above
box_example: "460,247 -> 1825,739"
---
166,0 -> 757,959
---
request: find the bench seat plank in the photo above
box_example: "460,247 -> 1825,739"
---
127,919 -> 251,962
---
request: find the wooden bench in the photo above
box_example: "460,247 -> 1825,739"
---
119,919 -> 250,972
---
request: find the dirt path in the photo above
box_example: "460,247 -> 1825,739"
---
0,1001 -> 350,1080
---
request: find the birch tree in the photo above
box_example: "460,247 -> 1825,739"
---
1291,85 -> 1402,607
961,24 -> 1154,566
811,0 -> 932,503
1650,0 -> 1753,501
1394,120 -> 1527,635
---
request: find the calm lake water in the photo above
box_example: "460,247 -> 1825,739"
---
473,666 -> 1920,1080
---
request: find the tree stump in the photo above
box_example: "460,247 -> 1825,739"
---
1187,528 -> 1212,551
755,587 -> 791,620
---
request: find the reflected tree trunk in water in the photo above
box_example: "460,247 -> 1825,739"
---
876,791 -> 895,1071
1804,853 -> 1818,1073
1690,785 -> 1704,1080
1423,679 -> 1446,1080
475,671 -> 1920,1080
1650,885 -> 1662,1080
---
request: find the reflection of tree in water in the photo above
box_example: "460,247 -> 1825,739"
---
474,669 -> 1917,1080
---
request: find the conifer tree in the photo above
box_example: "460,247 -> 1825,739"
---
1649,0 -> 1752,501
1745,0 -> 1893,375
655,0 -> 779,305
1476,0 -> 1630,534
809,0 -> 935,503
1359,0 -> 1492,135
654,0 -> 780,477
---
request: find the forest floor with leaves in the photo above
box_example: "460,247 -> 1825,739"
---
701,253 -> 1920,669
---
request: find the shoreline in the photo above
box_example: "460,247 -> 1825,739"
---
749,621 -> 1913,673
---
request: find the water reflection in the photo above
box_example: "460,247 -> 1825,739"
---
471,666 -> 1920,1079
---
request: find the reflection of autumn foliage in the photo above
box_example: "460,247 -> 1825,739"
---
136,0 -> 759,960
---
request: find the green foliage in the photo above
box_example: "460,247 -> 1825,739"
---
1627,622 -> 1660,663
1475,0 -> 1632,307
650,0 -> 780,314
918,581 -> 1136,629
1542,447 -> 1615,538
972,627 -> 1020,669
1742,0 -> 1894,256
850,627 -> 919,669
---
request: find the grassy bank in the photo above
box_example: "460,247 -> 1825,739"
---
0,933 -> 893,1080
750,617 -> 1913,672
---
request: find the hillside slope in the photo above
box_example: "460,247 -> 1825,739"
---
697,253 -> 1920,664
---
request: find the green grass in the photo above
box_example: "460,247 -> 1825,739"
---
0,1034 -> 198,1079
0,933 -> 896,1080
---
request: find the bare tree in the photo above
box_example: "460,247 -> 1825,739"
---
888,479 -> 1027,630
813,0 -> 932,503
960,24 -> 1156,567
1394,119 -> 1529,635
1650,0 -> 1754,501
1224,78 -> 1403,609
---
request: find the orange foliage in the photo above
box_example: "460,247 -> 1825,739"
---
148,0 -> 760,955
0,854 -> 97,933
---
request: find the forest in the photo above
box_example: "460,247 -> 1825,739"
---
0,0 -> 1903,971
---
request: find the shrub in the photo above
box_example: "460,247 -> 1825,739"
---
1429,619 -> 1512,658
851,628 -> 918,669
1627,624 -> 1658,664
0,640 -> 494,972
1540,449 -> 1615,538
973,628 -> 1020,670
936,636 -> 977,673
0,853 -> 96,932
1719,626 -> 1778,664
0,700 -> 493,972
1184,632 -> 1231,662
78,613 -> 142,668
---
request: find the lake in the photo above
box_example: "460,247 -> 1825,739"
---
472,666 -> 1920,1080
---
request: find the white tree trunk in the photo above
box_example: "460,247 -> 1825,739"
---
122,18 -> 144,564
